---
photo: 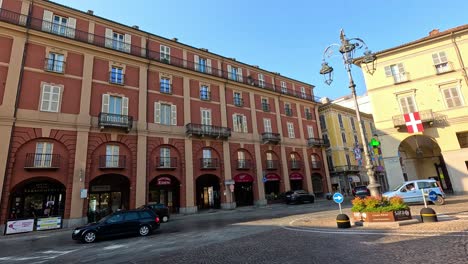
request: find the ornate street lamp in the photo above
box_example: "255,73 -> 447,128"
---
319,29 -> 380,197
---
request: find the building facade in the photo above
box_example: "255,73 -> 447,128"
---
331,93 -> 372,114
0,0 -> 330,230
356,25 -> 468,194
318,101 -> 386,195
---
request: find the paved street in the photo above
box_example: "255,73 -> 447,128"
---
0,196 -> 467,264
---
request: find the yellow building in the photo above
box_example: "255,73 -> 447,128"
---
318,99 -> 386,194
356,25 -> 468,194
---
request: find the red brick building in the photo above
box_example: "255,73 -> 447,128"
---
0,0 -> 331,229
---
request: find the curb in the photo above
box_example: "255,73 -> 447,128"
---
354,218 -> 420,229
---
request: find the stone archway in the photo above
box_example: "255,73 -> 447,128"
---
399,135 -> 452,192
196,174 -> 221,210
88,174 -> 130,222
148,175 -> 181,213
311,173 -> 324,197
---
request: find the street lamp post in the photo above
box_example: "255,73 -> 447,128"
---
319,29 -> 381,197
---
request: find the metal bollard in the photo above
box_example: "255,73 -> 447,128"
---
336,214 -> 351,228
420,207 -> 437,222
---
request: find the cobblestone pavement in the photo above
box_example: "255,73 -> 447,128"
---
0,195 -> 467,263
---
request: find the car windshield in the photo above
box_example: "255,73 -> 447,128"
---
392,183 -> 405,191
98,214 -> 111,223
354,186 -> 367,191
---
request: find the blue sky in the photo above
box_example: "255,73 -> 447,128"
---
55,0 -> 468,99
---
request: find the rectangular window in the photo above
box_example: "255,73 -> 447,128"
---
354,134 -> 359,144
258,74 -> 265,88
110,67 -> 124,84
385,63 -> 407,83
227,65 -> 243,82
263,118 -> 272,133
160,45 -> 171,63
40,84 -> 61,112
101,94 -> 128,116
281,81 -> 287,94
399,95 -> 417,114
46,53 -> 64,73
350,117 -> 356,131
233,114 -> 248,133
346,154 -> 351,166
307,125 -> 314,138
160,147 -> 171,167
338,114 -> 344,129
319,115 -> 326,130
112,32 -> 125,51
108,96 -> 122,114
300,87 -> 306,98
154,102 -> 176,125
199,58 -> 207,73
285,103 -> 292,116
341,132 -> 347,144
361,121 -> 367,136
432,51 -> 450,74
106,145 -> 120,168
287,122 -> 295,138
160,78 -> 171,94
442,87 -> 463,108
201,109 -> 212,125
52,15 -> 68,36
34,142 -> 53,167
266,152 -> 273,161
261,98 -> 269,111
200,85 -> 210,100
233,92 -> 242,106
327,155 -> 334,169
202,149 -> 212,168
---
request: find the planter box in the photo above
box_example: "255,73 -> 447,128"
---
353,209 -> 412,222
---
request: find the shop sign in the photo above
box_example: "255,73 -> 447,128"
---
157,177 -> 171,185
233,174 -> 253,183
80,189 -> 88,198
265,173 -> 281,181
5,219 -> 35,234
289,173 -> 303,180
91,185 -> 111,192
224,179 -> 235,185
36,217 -> 62,231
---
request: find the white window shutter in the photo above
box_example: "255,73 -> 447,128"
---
124,34 -> 131,53
101,94 -> 110,113
384,66 -> 392,77
67,17 -> 76,38
439,52 -> 448,63
207,59 -> 212,74
432,53 -> 440,65
154,102 -> 161,123
238,68 -> 243,82
242,115 -> 248,133
227,65 -> 232,79
194,55 -> 199,71
105,28 -> 113,48
233,115 -> 238,132
42,10 -> 53,32
41,85 -> 50,111
171,104 -> 177,125
397,63 -> 405,73
122,97 -> 129,115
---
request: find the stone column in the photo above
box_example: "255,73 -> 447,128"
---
297,103 -> 313,193
220,84 -> 235,209
135,66 -> 148,207
250,93 -> 266,206
274,97 -> 290,191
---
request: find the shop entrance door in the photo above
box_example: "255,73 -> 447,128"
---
196,174 -> 220,210
88,192 -> 122,222
234,182 -> 253,206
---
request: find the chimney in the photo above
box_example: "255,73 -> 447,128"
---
200,48 -> 208,52
429,29 -> 440,36
230,58 -> 236,61
172,38 -> 178,42
320,97 -> 330,104
252,65 -> 259,68
132,25 -> 139,30
87,10 -> 94,15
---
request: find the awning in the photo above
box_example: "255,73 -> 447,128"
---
348,175 -> 361,183
265,173 -> 281,181
289,173 -> 303,180
234,173 -> 254,183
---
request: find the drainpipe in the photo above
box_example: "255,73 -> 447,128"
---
451,32 -> 468,87
0,2 -> 33,224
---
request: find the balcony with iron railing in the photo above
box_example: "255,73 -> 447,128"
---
24,153 -> 60,169
236,159 -> 252,170
109,72 -> 125,85
200,158 -> 219,169
311,161 -> 322,169
0,9 -> 324,104
392,109 -> 435,128
234,97 -> 244,107
307,138 -> 330,148
392,72 -> 410,84
265,160 -> 279,170
98,112 -> 133,131
99,155 -> 126,169
261,132 -> 281,144
434,62 -> 454,75
332,165 -> 360,173
155,157 -> 177,170
285,108 -> 293,117
44,58 -> 65,73
305,112 -> 313,120
290,160 -> 302,170
186,123 -> 231,139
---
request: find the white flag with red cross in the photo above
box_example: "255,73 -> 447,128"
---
404,112 -> 424,133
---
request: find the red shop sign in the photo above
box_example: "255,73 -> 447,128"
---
234,173 -> 254,183
157,177 -> 171,185
289,173 -> 303,180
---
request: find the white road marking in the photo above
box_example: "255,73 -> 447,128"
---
103,244 -> 125,250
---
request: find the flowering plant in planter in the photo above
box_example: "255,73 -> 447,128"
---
351,196 -> 411,222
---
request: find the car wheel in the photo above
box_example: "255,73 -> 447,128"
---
82,231 -> 97,243
433,195 -> 445,205
139,225 -> 151,236
162,215 -> 169,223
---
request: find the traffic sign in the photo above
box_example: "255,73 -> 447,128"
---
428,191 -> 438,202
333,193 -> 344,204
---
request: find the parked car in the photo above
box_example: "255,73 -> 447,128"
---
383,179 -> 446,205
72,209 -> 160,243
138,203 -> 170,223
285,190 -> 315,204
352,185 -> 371,198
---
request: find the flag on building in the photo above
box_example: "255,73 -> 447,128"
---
404,112 -> 424,133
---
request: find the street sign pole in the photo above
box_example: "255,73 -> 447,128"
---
338,202 -> 342,214
421,188 -> 427,208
